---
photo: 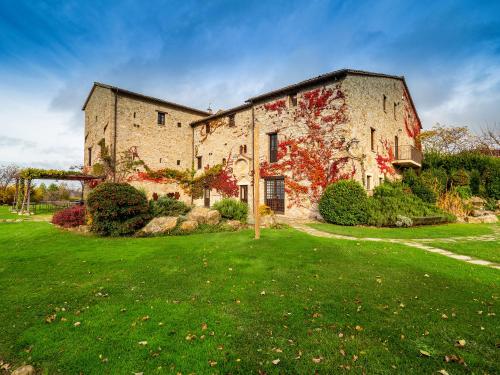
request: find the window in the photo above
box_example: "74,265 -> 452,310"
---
243,145 -> 247,153
379,176 -> 384,185
177,122 -> 182,128
95,115 -> 98,122
366,175 -> 372,190
289,93 -> 297,106
222,158 -> 226,165
197,156 -> 202,170
205,123 -> 210,134
133,112 -> 136,118
370,127 -> 376,151
264,177 -> 285,213
87,147 -> 92,166
103,123 -> 108,134
269,133 -> 278,163
228,114 -> 235,127
177,160 -> 181,166
383,95 -> 387,112
394,135 -> 399,159
157,111 -> 166,125
85,132 -> 88,142
393,102 -> 397,120
240,185 -> 248,203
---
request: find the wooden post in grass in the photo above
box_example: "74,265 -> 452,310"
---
253,108 -> 260,239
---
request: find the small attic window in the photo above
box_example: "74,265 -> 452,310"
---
133,112 -> 136,118
228,114 -> 235,127
383,95 -> 387,112
289,93 -> 297,106
177,122 -> 182,128
157,111 -> 166,125
205,123 -> 210,134
177,160 -> 181,166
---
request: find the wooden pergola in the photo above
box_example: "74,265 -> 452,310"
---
12,168 -> 104,215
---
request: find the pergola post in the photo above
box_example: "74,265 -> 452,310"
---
26,179 -> 32,215
12,178 -> 19,211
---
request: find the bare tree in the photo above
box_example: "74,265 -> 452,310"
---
419,124 -> 480,154
477,124 -> 500,155
0,164 -> 19,190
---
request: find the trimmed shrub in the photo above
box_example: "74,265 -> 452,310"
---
319,180 -> 368,225
213,198 -> 248,222
51,205 -> 86,228
151,195 -> 190,217
86,182 -> 150,236
450,169 -> 470,187
368,182 -> 454,227
403,169 -> 437,203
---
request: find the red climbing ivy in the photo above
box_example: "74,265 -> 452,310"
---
403,88 -> 421,144
264,99 -> 287,114
260,85 -> 355,206
376,139 -> 395,175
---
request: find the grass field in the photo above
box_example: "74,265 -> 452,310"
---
0,221 -> 498,374
429,240 -> 500,264
309,222 -> 498,239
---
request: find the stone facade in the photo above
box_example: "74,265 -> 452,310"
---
83,70 -> 422,220
83,83 -> 207,202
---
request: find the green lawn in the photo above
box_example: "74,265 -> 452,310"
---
0,222 -> 498,374
0,205 -> 56,221
429,240 -> 500,264
309,222 -> 498,239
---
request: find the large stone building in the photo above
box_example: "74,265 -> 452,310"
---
83,69 -> 422,220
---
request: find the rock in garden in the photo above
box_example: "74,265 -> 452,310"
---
465,214 -> 498,224
187,207 -> 221,225
180,220 -> 198,232
260,214 -> 277,228
468,196 -> 486,209
225,220 -> 242,230
11,365 -> 35,375
205,210 -> 221,225
142,216 -> 178,234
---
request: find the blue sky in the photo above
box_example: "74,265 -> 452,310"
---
0,0 -> 499,169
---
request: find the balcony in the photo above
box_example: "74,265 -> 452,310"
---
392,145 -> 422,168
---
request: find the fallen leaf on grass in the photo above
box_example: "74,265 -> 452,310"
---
441,314 -> 448,320
201,322 -> 208,331
339,349 -> 346,356
295,351 -> 303,359
355,325 -> 363,331
141,315 -> 150,321
312,356 -> 323,363
208,360 -> 217,367
444,354 -> 466,366
419,350 -> 431,357
74,321 -> 81,327
437,370 -> 449,375
271,359 -> 280,365
260,291 -> 266,295
45,314 -> 56,323
138,341 -> 148,346
454,339 -> 466,348
185,333 -> 196,341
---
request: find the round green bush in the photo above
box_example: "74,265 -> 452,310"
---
86,182 -> 150,236
213,198 -> 248,222
151,195 -> 190,217
319,180 -> 368,225
450,169 -> 470,187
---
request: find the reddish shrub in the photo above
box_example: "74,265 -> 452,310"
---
52,205 -> 86,228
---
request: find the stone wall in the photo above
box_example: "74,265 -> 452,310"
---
83,86 -> 206,202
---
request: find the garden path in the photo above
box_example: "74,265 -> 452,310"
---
291,223 -> 500,270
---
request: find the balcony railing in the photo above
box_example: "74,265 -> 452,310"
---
393,145 -> 423,167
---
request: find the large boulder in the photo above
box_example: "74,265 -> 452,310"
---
180,220 -> 198,232
467,196 -> 486,210
12,365 -> 35,375
224,220 -> 242,230
465,214 -> 498,224
187,207 -> 221,225
141,216 -> 178,234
